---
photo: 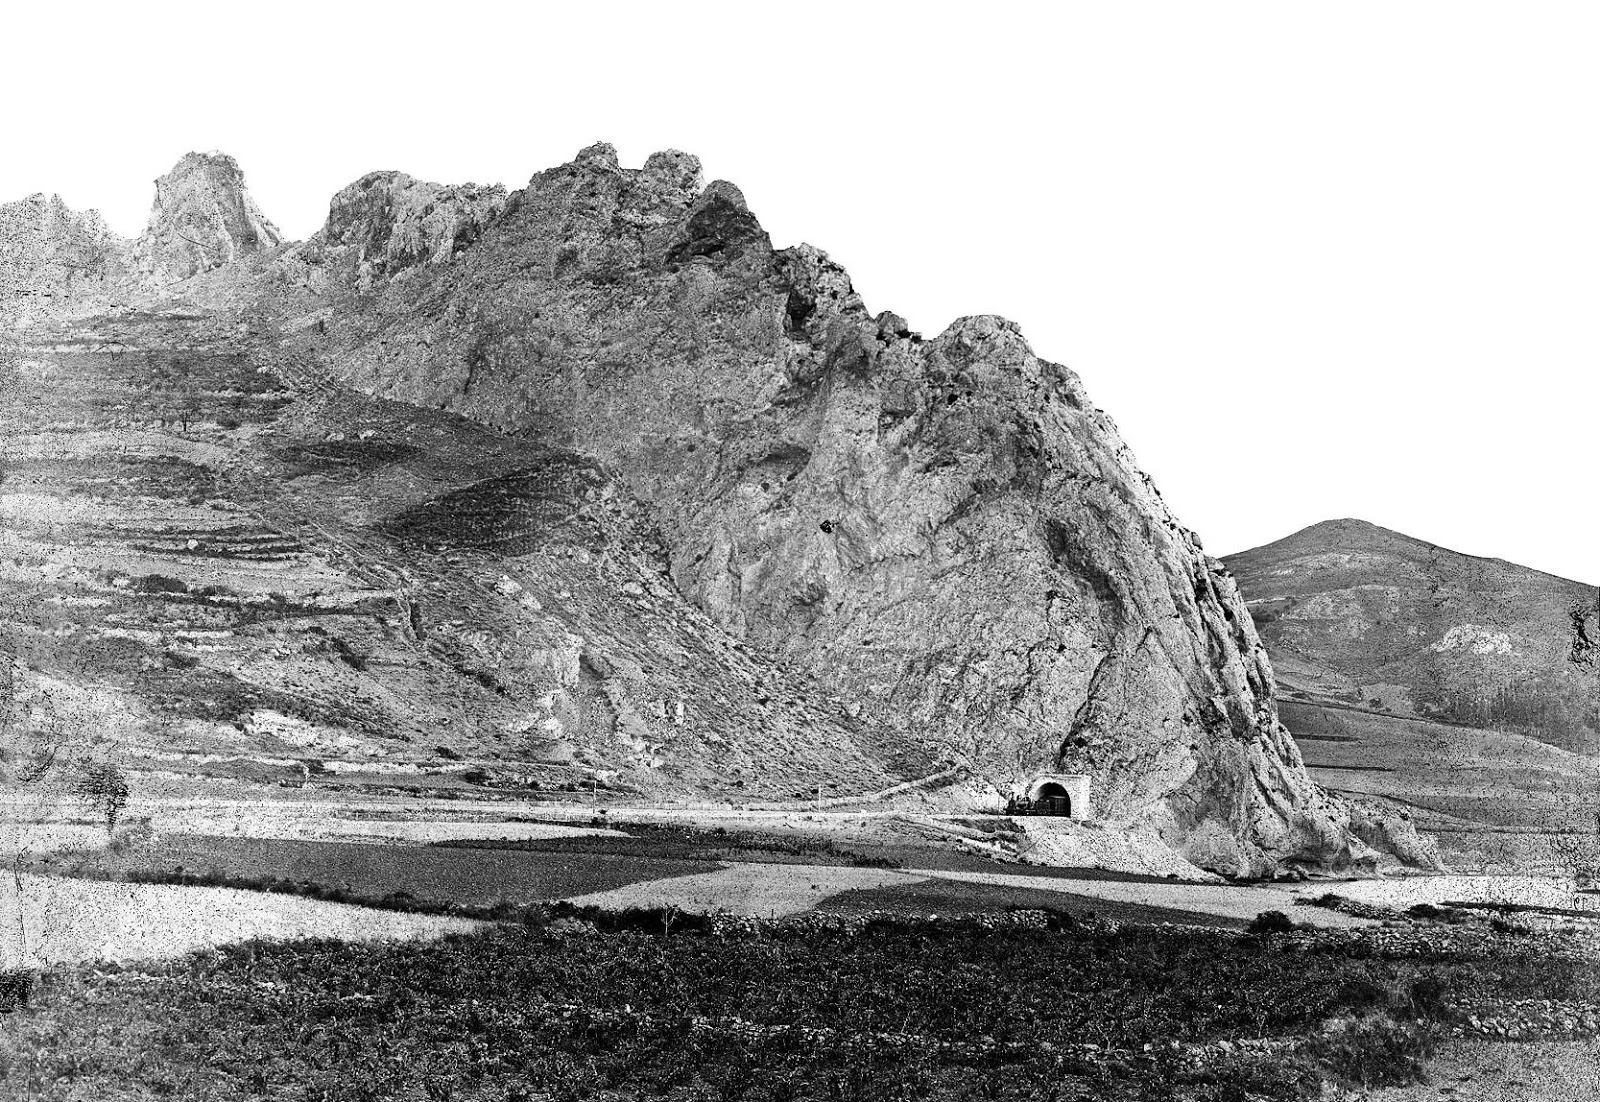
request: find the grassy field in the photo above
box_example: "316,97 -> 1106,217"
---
25,833 -> 711,907
1,912 -> 1593,1101
432,819 -> 911,868
814,877 -> 1247,928
25,828 -> 1245,930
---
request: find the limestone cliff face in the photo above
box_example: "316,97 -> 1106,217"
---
0,193 -> 132,323
133,152 -> 281,287
297,143 -> 1400,873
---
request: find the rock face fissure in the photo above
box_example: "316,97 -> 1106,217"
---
0,145 -> 1433,875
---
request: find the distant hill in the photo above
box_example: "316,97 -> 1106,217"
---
1227,520 -> 1600,873
1227,518 -> 1598,753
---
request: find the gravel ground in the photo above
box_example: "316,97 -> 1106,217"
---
562,862 -> 923,917
172,814 -> 624,845
1371,1040 -> 1600,1101
0,874 -> 476,968
561,861 -> 1378,928
1333,875 -> 1596,913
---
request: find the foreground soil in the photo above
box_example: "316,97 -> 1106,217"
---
1371,1039 -> 1600,1101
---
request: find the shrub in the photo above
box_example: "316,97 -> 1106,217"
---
73,762 -> 130,833
0,971 -> 32,1013
1304,1012 -> 1435,1089
132,573 -> 189,594
1489,916 -> 1533,937
848,853 -> 903,869
1246,909 -> 1298,934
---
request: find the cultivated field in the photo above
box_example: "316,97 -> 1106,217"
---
9,784 -> 1600,1099
1283,700 -> 1600,876
5,901 -> 1600,1101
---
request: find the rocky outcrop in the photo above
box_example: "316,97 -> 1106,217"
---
283,144 -> 1412,875
0,311 -> 888,801
300,172 -> 506,289
0,193 -> 132,323
133,152 -> 281,288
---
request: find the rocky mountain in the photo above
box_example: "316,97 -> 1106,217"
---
0,151 -> 281,322
0,192 -> 132,324
0,310 -> 890,805
303,171 -> 506,290
1227,519 -> 1599,753
0,148 -> 1436,875
133,152 -> 281,288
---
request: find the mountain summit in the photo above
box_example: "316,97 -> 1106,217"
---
132,152 -> 282,287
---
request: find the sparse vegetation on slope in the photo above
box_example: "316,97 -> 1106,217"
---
1229,518 -> 1600,754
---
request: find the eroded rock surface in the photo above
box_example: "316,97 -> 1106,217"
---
0,193 -> 132,324
133,152 -> 281,288
0,312 -> 887,802
299,172 -> 506,289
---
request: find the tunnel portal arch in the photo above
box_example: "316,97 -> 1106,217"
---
1032,781 -> 1073,816
1015,774 -> 1092,820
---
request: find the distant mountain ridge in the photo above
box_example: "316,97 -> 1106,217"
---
1227,518 -> 1598,752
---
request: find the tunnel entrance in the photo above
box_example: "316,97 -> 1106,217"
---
1033,782 -> 1073,817
1011,774 -> 1091,820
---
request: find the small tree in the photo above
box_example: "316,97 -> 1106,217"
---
1559,590 -> 1600,883
1573,594 -> 1598,670
73,763 -> 129,834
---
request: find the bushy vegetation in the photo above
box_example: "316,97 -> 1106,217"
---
2,914 -> 1588,1101
1415,675 -> 1600,751
70,762 -> 130,833
1245,909 -> 1298,934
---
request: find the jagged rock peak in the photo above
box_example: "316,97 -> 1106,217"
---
702,180 -> 747,210
937,314 -> 1034,355
0,190 -> 133,322
133,151 -> 282,287
309,170 -> 507,285
642,149 -> 704,199
574,141 -> 620,170
557,144 -> 705,204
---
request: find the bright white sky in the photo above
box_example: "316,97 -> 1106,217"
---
5,2 -> 1596,582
